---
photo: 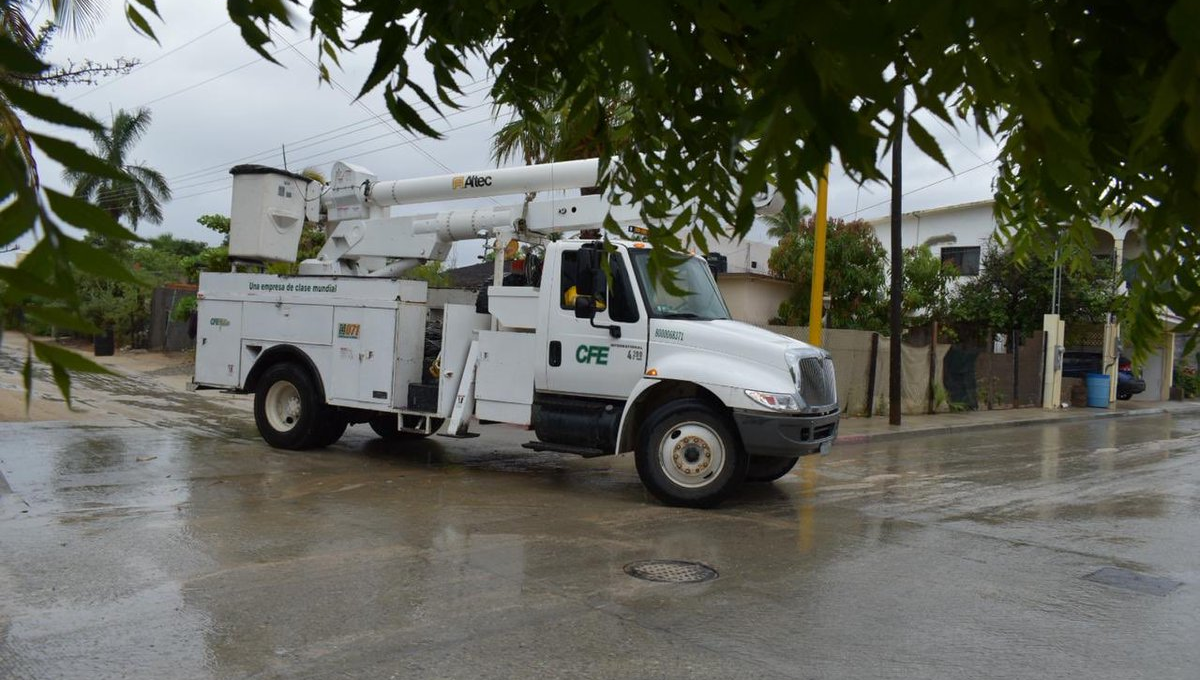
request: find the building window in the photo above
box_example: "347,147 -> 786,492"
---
941,246 -> 981,276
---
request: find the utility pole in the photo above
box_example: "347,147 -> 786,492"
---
808,164 -> 830,347
889,88 -> 904,426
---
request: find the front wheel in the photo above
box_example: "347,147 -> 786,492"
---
254,362 -> 324,450
745,455 -> 800,482
635,399 -> 747,508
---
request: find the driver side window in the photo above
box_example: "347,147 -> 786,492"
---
558,250 -> 639,323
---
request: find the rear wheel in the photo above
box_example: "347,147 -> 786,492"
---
745,455 -> 800,482
314,410 -> 349,447
635,399 -> 747,508
254,362 -> 324,450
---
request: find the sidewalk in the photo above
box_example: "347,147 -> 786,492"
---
837,399 -> 1200,445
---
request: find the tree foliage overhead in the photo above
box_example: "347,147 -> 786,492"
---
249,0 -> 1196,356
0,0 -> 162,404
6,0 -> 1200,400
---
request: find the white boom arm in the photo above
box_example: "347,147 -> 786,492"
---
278,157 -> 780,277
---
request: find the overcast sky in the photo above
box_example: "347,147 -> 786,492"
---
13,3 -> 1001,267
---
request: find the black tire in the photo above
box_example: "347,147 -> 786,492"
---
1117,392 -> 1133,401
254,362 -> 324,450
745,455 -> 800,482
635,398 -> 747,508
369,414 -> 444,440
314,410 -> 349,447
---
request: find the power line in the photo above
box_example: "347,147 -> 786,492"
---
104,88 -> 495,202
165,115 -> 496,203
85,82 -> 496,208
136,40 -> 299,108
164,78 -> 494,186
277,36 -> 464,178
68,20 -> 233,103
840,159 -> 996,220
160,99 -> 495,196
929,115 -> 993,166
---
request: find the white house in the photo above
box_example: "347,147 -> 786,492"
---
864,199 -> 1148,281
865,200 -> 1173,402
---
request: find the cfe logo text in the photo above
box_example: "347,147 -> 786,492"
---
576,344 -> 609,365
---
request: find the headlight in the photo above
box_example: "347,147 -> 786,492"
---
745,389 -> 802,412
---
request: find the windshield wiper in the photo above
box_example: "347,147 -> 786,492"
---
657,312 -> 705,319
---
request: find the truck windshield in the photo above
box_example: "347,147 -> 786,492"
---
628,249 -> 731,320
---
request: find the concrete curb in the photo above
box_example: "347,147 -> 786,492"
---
835,404 -> 1195,445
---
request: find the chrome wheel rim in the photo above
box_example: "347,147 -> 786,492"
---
657,421 -> 726,489
264,380 -> 302,433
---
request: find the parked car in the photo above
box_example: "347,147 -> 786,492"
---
1062,351 -> 1145,400
1117,356 -> 1145,400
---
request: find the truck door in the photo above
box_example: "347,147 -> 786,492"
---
541,248 -> 648,398
329,306 -> 397,406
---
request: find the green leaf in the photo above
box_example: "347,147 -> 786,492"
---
1137,54 -> 1190,147
50,363 -> 72,408
25,306 -> 99,334
59,238 -> 143,284
0,266 -> 73,301
45,190 -> 141,242
134,0 -> 162,16
383,89 -> 442,139
0,82 -> 101,130
22,351 -> 32,412
0,191 -> 38,246
907,116 -> 952,172
359,25 -> 408,97
126,5 -> 160,42
31,339 -> 114,375
30,134 -> 127,181
0,34 -> 49,75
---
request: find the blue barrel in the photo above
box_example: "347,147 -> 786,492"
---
1086,373 -> 1111,408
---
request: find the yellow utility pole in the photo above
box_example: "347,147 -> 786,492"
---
808,165 -> 830,346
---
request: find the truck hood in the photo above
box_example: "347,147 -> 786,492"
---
649,318 -> 823,373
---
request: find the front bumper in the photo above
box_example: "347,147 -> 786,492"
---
733,409 -> 840,458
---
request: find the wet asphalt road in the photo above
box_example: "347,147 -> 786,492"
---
1,381 -> 1199,678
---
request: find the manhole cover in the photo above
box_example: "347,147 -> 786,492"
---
1083,567 -> 1182,596
624,560 -> 718,583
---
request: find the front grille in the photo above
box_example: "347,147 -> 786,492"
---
798,357 -> 837,409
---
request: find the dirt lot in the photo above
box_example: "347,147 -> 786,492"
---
0,332 -> 249,424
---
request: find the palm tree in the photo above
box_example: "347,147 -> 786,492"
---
64,107 -> 171,229
3,1 -> 105,47
491,79 -> 632,199
762,202 -> 815,239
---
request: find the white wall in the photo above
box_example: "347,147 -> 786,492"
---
703,234 -> 776,276
867,201 -> 997,263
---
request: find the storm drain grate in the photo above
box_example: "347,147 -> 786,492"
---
1083,567 -> 1182,596
624,560 -> 718,583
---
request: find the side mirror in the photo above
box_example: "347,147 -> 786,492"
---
574,295 -> 596,320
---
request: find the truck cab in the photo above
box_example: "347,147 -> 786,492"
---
484,239 -> 839,505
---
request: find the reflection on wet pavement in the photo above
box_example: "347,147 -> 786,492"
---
2,398 -> 1199,678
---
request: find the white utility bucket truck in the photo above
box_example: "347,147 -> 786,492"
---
191,159 -> 839,507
